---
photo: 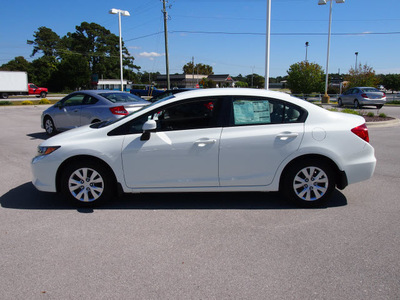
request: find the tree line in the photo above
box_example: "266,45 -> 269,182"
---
1,23 -> 140,92
286,61 -> 400,94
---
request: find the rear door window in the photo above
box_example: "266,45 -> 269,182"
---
230,97 -> 306,125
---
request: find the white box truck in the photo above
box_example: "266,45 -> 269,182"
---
0,71 -> 48,99
0,71 -> 28,99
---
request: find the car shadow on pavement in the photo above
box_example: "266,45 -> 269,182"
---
27,132 -> 49,140
1,182 -> 348,211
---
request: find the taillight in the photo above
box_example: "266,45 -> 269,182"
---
361,93 -> 368,98
351,124 -> 369,143
110,106 -> 128,115
382,92 -> 386,98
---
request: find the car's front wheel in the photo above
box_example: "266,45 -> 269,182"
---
60,160 -> 116,207
44,116 -> 57,136
282,159 -> 336,208
354,100 -> 360,109
337,98 -> 343,107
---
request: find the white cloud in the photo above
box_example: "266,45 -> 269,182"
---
139,52 -> 164,60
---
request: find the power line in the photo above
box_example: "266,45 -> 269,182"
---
124,30 -> 400,42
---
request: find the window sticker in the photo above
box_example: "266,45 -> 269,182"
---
233,100 -> 271,125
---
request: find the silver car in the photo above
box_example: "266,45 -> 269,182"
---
338,87 -> 386,109
41,90 -> 150,135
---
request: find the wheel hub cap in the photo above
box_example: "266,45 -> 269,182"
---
293,166 -> 328,201
68,168 -> 104,202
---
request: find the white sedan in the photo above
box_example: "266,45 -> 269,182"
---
31,88 -> 376,208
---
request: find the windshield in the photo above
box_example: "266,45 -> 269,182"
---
99,92 -> 145,103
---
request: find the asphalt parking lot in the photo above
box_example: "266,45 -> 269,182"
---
1,104 -> 400,299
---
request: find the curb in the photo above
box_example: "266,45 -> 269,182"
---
366,118 -> 400,127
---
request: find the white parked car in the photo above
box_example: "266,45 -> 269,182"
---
31,88 -> 376,208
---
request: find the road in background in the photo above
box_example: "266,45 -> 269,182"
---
0,105 -> 399,299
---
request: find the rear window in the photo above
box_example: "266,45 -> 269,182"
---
360,88 -> 379,93
99,92 -> 145,103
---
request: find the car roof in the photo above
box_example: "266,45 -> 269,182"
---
68,90 -> 148,103
148,88 -> 317,112
72,90 -> 131,95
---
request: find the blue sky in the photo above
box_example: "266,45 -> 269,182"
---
1,0 -> 399,77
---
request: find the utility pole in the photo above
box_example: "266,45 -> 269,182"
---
192,56 -> 195,88
162,0 -> 170,90
264,0 -> 271,90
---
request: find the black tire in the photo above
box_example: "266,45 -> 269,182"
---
44,116 -> 57,136
354,100 -> 360,109
60,160 -> 116,207
376,105 -> 383,109
281,158 -> 336,208
40,91 -> 47,98
1,93 -> 8,99
337,98 -> 343,107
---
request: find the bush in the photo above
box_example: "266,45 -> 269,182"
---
367,112 -> 375,117
38,98 -> 51,104
379,113 -> 387,118
0,101 -> 12,106
21,100 -> 34,105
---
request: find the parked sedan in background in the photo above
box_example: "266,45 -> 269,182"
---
338,87 -> 386,109
41,90 -> 150,135
32,88 -> 376,208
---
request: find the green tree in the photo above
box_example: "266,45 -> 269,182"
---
63,22 -> 139,80
345,63 -> 378,89
287,61 -> 324,94
381,74 -> 400,92
22,22 -> 141,91
183,62 -> 213,75
199,77 -> 216,88
30,56 -> 59,86
27,27 -> 61,57
235,81 -> 248,88
50,54 -> 91,91
0,56 -> 32,72
245,74 -> 265,88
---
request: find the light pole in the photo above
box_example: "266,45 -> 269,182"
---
355,52 -> 358,72
318,0 -> 345,103
305,42 -> 309,62
264,0 -> 271,90
109,8 -> 130,91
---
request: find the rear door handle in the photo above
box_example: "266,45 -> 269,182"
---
194,139 -> 217,147
277,132 -> 298,141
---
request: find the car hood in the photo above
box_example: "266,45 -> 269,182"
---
41,124 -> 96,146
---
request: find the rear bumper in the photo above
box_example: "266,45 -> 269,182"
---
359,99 -> 386,106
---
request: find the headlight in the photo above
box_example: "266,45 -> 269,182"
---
37,146 -> 60,156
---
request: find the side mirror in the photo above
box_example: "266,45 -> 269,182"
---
140,120 -> 157,141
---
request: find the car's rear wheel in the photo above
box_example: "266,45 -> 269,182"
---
44,116 -> 57,136
282,159 -> 336,208
376,105 -> 383,109
60,160 -> 116,207
354,100 -> 360,109
337,98 -> 343,107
